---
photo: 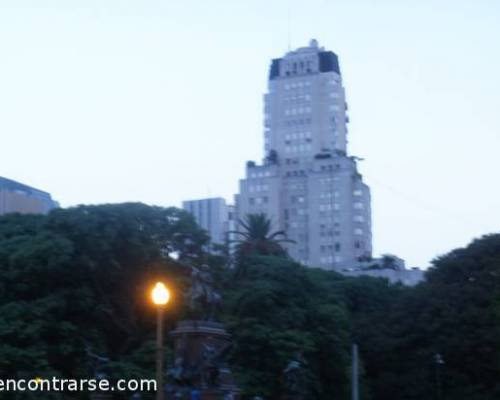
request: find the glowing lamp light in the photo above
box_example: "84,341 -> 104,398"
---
152,282 -> 170,306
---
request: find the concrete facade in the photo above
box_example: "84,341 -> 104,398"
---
182,198 -> 231,245
237,40 -> 372,271
0,176 -> 58,216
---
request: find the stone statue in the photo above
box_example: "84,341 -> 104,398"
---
283,352 -> 306,395
85,346 -> 110,380
168,355 -> 188,384
224,390 -> 235,400
200,341 -> 232,387
201,342 -> 219,387
187,264 -> 222,319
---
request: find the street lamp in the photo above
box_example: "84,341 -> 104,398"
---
152,282 -> 170,400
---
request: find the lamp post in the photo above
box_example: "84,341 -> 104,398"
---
152,282 -> 170,400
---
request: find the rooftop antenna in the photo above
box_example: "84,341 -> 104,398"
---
287,0 -> 292,51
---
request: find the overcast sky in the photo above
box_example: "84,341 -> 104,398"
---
1,0 -> 499,268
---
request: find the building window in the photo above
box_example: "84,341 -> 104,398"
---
335,243 -> 341,252
353,215 -> 364,222
354,202 -> 364,210
353,189 -> 363,196
354,228 -> 363,235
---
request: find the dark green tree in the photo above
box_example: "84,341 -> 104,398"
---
230,214 -> 294,279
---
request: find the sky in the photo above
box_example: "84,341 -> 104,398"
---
1,0 -> 499,268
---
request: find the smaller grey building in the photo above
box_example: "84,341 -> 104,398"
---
182,198 -> 232,245
0,176 -> 58,216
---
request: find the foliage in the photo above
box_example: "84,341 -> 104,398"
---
222,255 -> 351,399
230,213 -> 294,277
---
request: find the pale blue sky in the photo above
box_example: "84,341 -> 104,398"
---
1,0 -> 499,268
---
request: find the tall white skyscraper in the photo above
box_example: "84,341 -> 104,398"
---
236,39 -> 372,270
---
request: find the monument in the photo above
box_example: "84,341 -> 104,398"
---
167,264 -> 240,400
281,352 -> 306,400
86,347 -> 112,400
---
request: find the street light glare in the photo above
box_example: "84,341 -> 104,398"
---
152,282 -> 170,306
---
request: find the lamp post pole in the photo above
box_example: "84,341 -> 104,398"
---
351,343 -> 359,400
152,282 -> 170,400
156,305 -> 164,400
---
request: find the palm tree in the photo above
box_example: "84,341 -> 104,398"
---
230,213 -> 294,259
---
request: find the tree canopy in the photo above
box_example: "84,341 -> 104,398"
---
0,204 -> 499,399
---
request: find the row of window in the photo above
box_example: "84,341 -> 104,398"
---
284,107 -> 312,116
291,195 -> 305,204
319,164 -> 340,172
284,118 -> 311,127
248,171 -> 272,178
248,184 -> 269,192
319,177 -> 341,185
319,203 -> 341,211
284,80 -> 312,90
285,170 -> 307,177
320,243 -> 341,253
320,255 -> 342,264
320,191 -> 339,199
284,208 -> 308,218
284,144 -> 312,153
284,131 -> 312,140
283,94 -> 312,103
320,230 -> 341,237
248,197 -> 268,205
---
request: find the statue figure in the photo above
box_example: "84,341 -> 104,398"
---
199,341 -> 232,388
186,264 -> 222,319
85,346 -> 110,380
167,338 -> 195,388
283,352 -> 306,395
167,355 -> 187,384
223,390 -> 235,400
201,342 -> 219,387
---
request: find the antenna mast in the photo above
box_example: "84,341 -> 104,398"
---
287,0 -> 292,51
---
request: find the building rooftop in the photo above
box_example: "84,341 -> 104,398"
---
0,176 -> 53,201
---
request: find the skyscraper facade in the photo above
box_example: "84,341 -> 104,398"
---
236,40 -> 372,270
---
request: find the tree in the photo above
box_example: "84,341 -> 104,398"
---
222,255 -> 351,400
230,213 -> 294,262
0,203 -> 210,399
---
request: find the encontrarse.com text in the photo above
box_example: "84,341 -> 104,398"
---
0,378 -> 157,392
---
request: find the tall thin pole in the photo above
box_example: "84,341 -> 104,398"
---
352,343 -> 359,400
156,307 -> 164,400
287,0 -> 291,51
